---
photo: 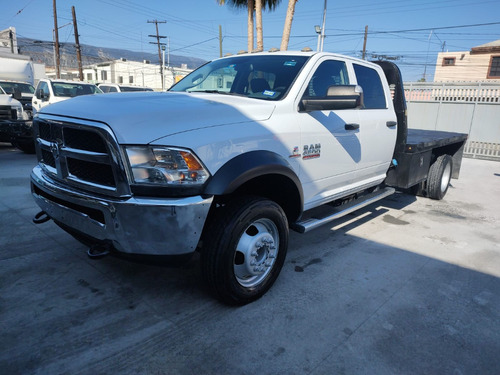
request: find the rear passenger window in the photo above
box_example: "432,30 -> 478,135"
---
353,64 -> 386,109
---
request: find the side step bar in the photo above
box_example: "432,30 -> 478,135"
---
291,187 -> 395,233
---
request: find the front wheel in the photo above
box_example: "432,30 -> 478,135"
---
201,196 -> 289,305
13,140 -> 36,154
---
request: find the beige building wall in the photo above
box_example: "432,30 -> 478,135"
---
434,52 -> 494,82
434,40 -> 500,82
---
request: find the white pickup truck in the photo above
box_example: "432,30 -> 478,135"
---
30,51 -> 467,305
0,86 -> 30,149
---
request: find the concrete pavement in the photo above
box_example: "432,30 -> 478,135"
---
1,142 -> 499,375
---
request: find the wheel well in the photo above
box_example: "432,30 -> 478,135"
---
431,142 -> 464,179
227,174 -> 302,223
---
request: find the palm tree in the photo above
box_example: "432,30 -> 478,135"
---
280,0 -> 298,51
217,0 -> 281,52
255,0 -> 263,51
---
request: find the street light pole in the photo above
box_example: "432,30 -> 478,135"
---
161,45 -> 166,91
315,25 -> 321,52
320,0 -> 327,52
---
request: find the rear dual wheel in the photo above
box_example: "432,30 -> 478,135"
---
409,154 -> 453,200
201,196 -> 288,305
426,154 -> 453,200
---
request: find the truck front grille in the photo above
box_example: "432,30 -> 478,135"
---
0,105 -> 16,120
34,116 -> 130,197
66,158 -> 115,186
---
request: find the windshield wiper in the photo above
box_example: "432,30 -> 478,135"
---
189,90 -> 234,95
186,90 -> 247,98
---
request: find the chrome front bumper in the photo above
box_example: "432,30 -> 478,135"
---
31,165 -> 213,255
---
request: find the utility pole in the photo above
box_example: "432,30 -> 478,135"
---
72,6 -> 83,81
53,0 -> 61,78
362,25 -> 368,60
219,25 -> 223,58
148,20 -> 167,89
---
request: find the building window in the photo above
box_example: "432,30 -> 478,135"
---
487,56 -> 500,79
442,57 -> 456,66
118,76 -> 123,84
129,76 -> 133,84
86,73 -> 92,81
101,70 -> 107,81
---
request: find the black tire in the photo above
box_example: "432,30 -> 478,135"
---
427,154 -> 453,200
201,196 -> 288,305
12,140 -> 36,154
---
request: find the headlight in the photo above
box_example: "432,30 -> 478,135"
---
15,105 -> 28,120
125,146 -> 210,186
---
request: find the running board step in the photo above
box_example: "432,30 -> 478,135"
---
291,187 -> 395,233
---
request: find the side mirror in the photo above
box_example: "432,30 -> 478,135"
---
37,89 -> 49,101
300,85 -> 363,112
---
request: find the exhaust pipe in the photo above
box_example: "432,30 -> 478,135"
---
33,211 -> 51,224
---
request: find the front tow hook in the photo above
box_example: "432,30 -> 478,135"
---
87,243 -> 111,259
33,211 -> 51,224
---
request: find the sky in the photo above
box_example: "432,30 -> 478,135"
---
1,0 -> 499,81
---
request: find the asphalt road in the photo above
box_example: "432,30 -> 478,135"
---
1,143 -> 499,375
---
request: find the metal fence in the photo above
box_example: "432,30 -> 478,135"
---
404,82 -> 500,161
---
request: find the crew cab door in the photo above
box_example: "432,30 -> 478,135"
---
352,63 -> 397,183
296,58 -> 361,209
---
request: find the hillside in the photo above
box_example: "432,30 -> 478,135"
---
17,37 -> 206,70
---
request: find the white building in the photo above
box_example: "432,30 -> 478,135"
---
83,59 -> 192,91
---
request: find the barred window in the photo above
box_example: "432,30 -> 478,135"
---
488,56 -> 500,78
442,57 -> 456,66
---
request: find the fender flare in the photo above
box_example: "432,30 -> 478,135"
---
204,150 -> 303,208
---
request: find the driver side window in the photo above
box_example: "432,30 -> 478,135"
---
305,60 -> 349,97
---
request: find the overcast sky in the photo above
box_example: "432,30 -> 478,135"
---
2,0 -> 499,81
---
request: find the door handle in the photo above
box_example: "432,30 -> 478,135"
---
345,123 -> 360,130
386,121 -> 397,127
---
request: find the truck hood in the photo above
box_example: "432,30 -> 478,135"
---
0,94 -> 22,107
39,92 -> 276,144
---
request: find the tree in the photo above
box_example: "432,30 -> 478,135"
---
255,0 -> 263,51
217,0 -> 281,52
280,0 -> 298,50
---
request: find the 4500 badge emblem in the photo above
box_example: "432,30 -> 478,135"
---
302,144 -> 321,160
289,144 -> 321,160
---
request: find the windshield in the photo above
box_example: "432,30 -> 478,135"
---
51,82 -> 102,97
169,54 -> 309,100
0,81 -> 35,95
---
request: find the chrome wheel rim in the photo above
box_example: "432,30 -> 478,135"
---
234,218 -> 279,288
441,162 -> 452,192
